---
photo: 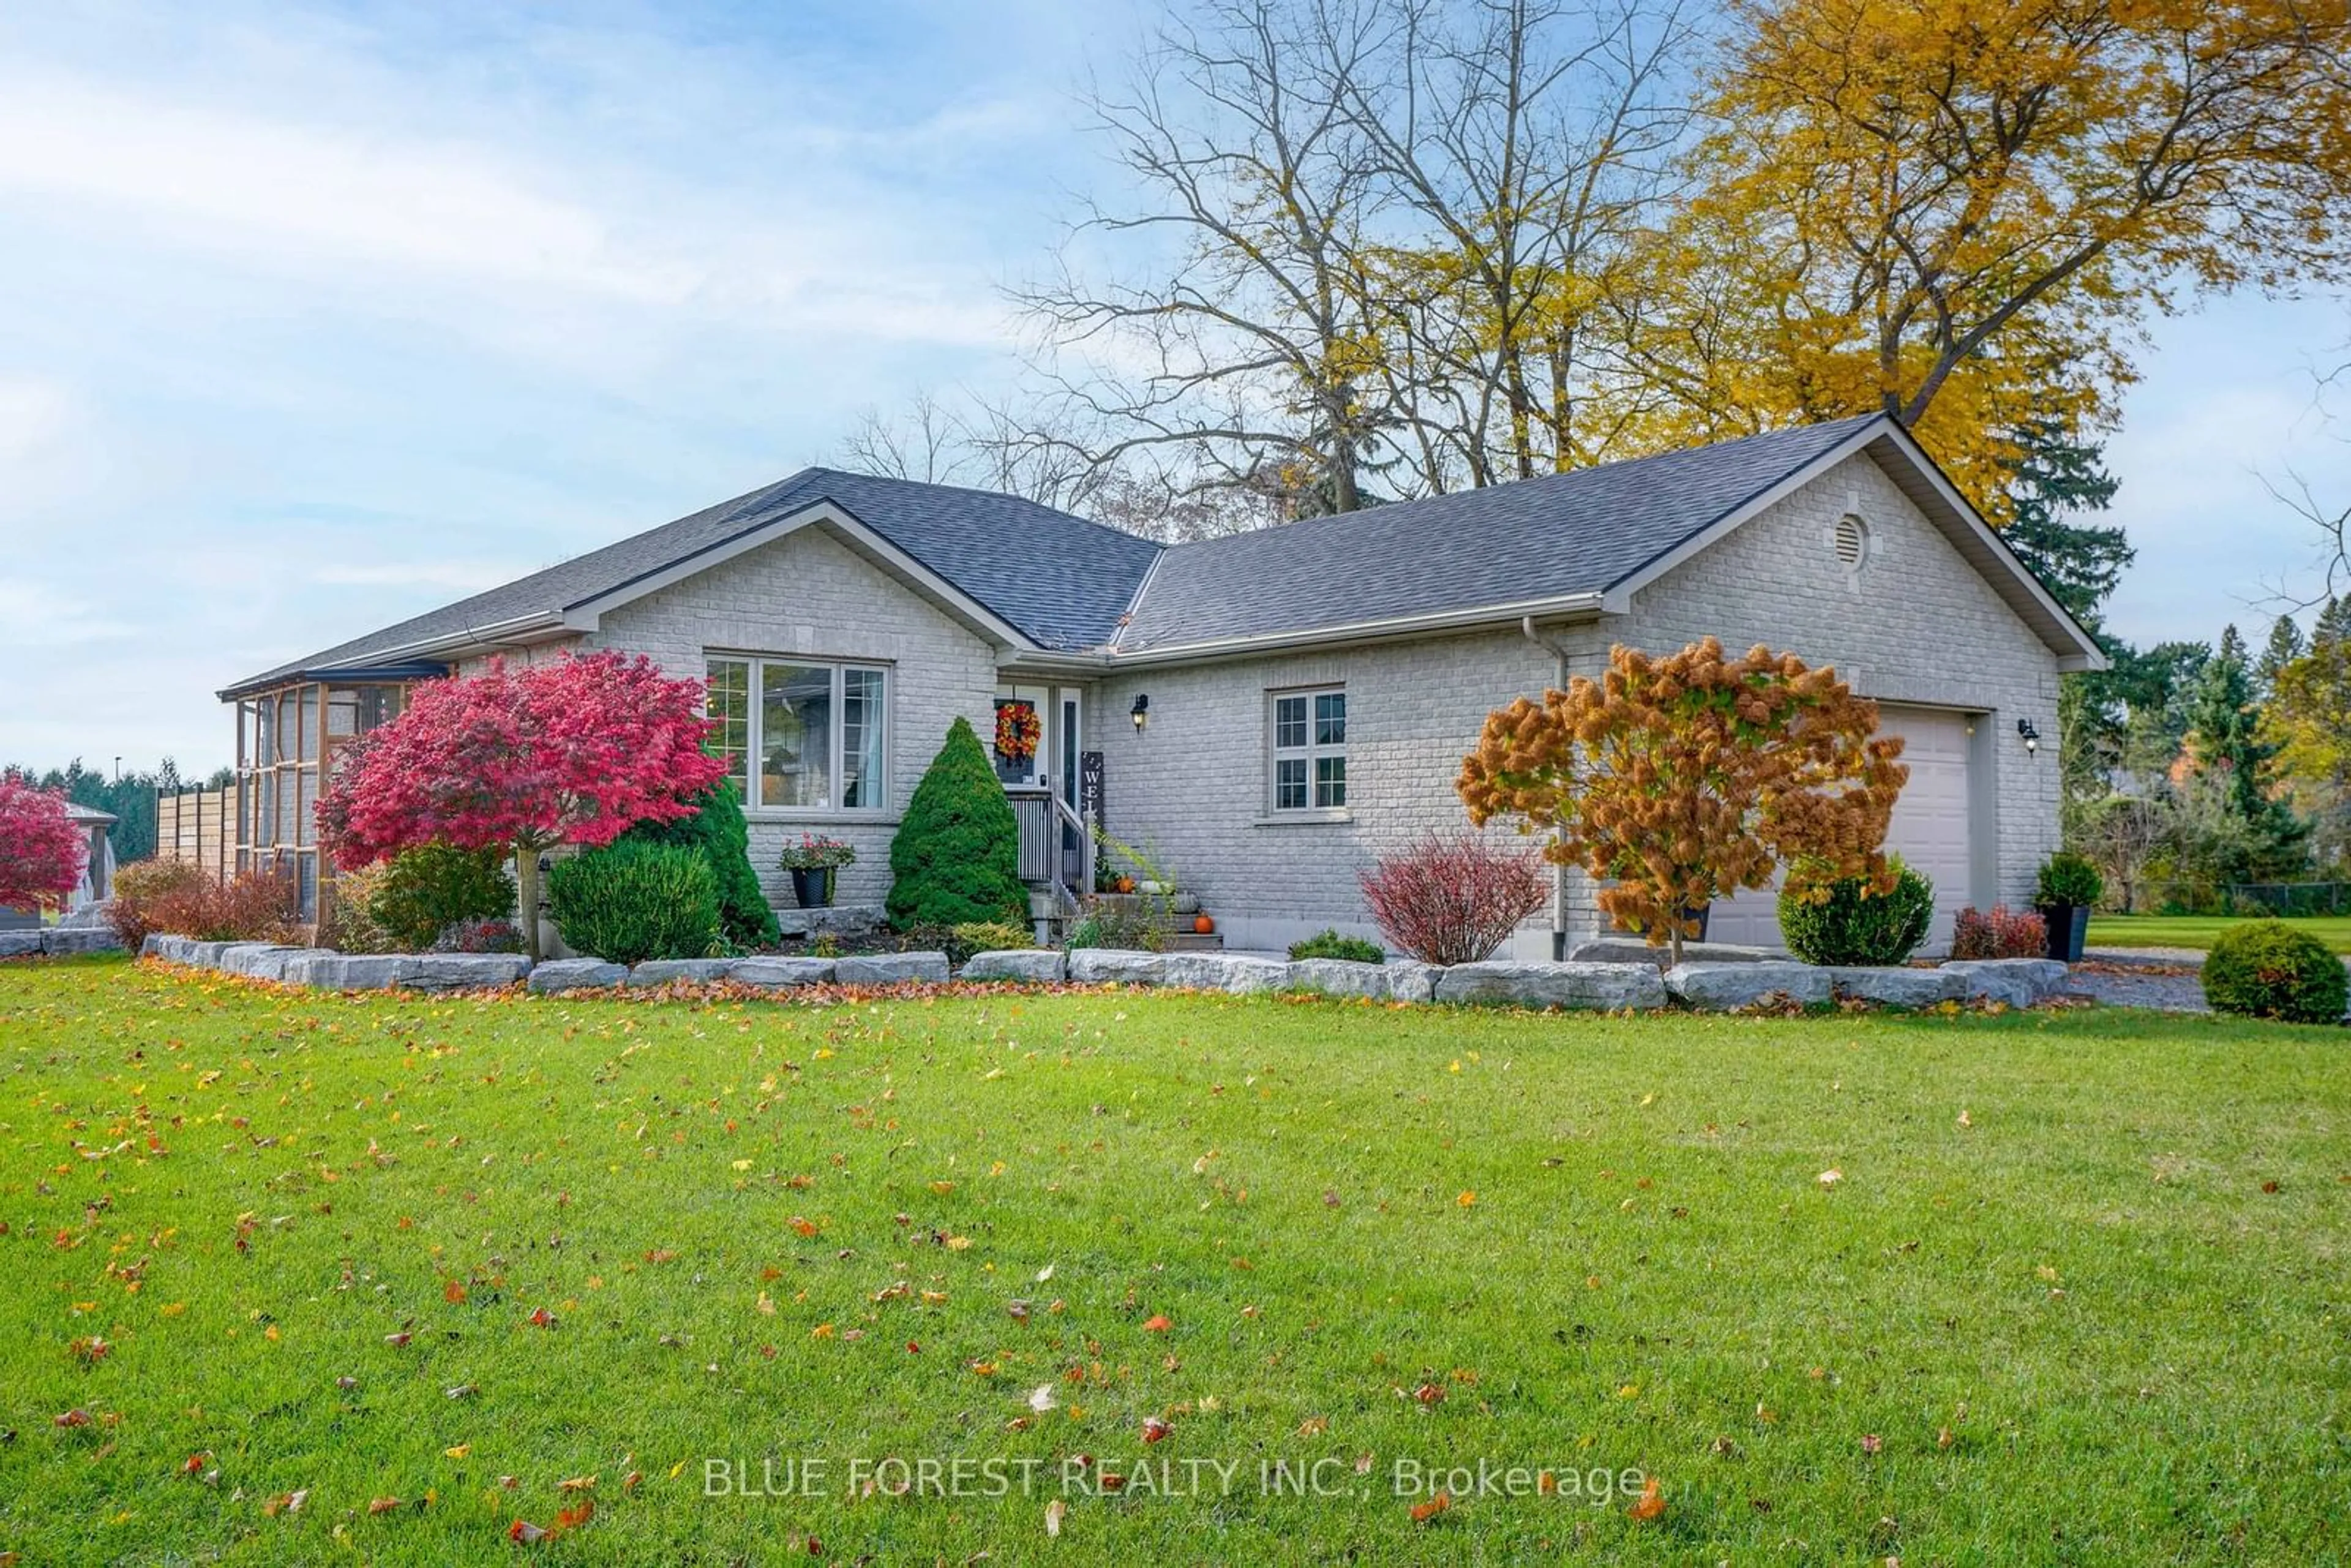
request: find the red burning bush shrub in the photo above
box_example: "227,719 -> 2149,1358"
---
1358,831 -> 1550,966
114,864 -> 302,946
1951,904 -> 2047,961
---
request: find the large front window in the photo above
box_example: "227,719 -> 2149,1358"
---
706,656 -> 888,812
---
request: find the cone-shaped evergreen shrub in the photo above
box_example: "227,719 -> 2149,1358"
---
887,716 -> 1026,930
619,781 -> 779,950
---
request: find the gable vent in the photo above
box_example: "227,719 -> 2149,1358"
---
1833,514 -> 1869,569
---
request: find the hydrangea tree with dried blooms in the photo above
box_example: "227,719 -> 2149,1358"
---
1457,637 -> 1909,964
0,778 -> 88,914
317,652 -> 728,961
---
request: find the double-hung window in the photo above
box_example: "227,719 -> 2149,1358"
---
1270,687 -> 1346,812
705,655 -> 888,812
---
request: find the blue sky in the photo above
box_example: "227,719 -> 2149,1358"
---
2,0 -> 2346,773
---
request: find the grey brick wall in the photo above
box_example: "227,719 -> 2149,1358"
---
1100,449 -> 2061,955
1095,629 -> 1562,957
582,523 -> 1003,910
1618,449 -> 2061,923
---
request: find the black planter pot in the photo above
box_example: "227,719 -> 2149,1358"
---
790,867 -> 836,910
2042,902 -> 2089,962
1679,902 -> 1711,943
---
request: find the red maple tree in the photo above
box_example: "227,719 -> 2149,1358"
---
316,652 -> 726,959
0,778 -> 88,913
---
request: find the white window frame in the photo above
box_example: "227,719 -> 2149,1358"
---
1268,685 -> 1347,815
705,653 -> 892,817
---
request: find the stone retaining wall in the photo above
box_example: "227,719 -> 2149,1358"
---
0,928 -> 127,958
128,934 -> 2074,1012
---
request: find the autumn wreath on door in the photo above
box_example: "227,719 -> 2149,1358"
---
993,700 -> 1042,766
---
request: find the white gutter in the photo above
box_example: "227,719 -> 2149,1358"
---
220,611 -> 572,697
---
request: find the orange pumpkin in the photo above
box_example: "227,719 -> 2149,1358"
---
1193,913 -> 1214,934
1116,876 -> 1136,894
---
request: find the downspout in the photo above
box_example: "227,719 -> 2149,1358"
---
1521,616 -> 1575,961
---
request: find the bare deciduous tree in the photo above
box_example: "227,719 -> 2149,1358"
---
1014,0 -> 1397,515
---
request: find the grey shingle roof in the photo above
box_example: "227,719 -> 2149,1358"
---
1115,415 -> 1885,650
228,416 -> 1924,696
225,467 -> 1164,694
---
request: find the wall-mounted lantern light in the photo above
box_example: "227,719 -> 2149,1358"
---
1130,694 -> 1150,732
2016,718 -> 2040,756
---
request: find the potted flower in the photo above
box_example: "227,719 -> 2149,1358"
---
781,833 -> 856,909
2034,852 -> 2102,963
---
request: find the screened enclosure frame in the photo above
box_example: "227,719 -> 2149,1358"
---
231,678 -> 414,919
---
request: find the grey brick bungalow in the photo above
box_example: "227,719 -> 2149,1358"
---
219,413 -> 2102,956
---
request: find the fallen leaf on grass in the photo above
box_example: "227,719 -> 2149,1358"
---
1817,1169 -> 1843,1187
1141,1416 -> 1169,1444
509,1498 -> 593,1545
53,1409 -> 91,1428
263,1488 -> 308,1517
367,1496 -> 400,1515
1044,1498 -> 1067,1537
1629,1477 -> 1665,1521
1861,1434 -> 1883,1454
1410,1491 -> 1450,1523
1142,1315 -> 1172,1332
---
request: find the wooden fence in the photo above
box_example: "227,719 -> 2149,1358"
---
155,786 -> 234,882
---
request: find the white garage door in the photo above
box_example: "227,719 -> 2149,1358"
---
1702,706 -> 1976,954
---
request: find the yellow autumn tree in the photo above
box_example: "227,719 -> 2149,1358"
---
1457,639 -> 1909,964
1618,0 -> 2351,514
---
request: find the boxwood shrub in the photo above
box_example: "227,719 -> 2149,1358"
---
367,844 -> 515,952
617,781 -> 778,950
547,841 -> 722,966
2200,921 -> 2347,1024
1777,857 -> 1935,966
1289,929 -> 1385,964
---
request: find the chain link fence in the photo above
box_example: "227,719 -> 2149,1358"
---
2123,882 -> 2351,918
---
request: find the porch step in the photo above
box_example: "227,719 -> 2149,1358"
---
1163,931 -> 1224,952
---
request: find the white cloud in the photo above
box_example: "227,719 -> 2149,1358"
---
311,560 -> 541,591
0,580 -> 134,648
0,70 -> 1020,350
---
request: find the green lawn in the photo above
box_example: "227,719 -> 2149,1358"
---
2,956 -> 2345,1564
2088,913 -> 2351,954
